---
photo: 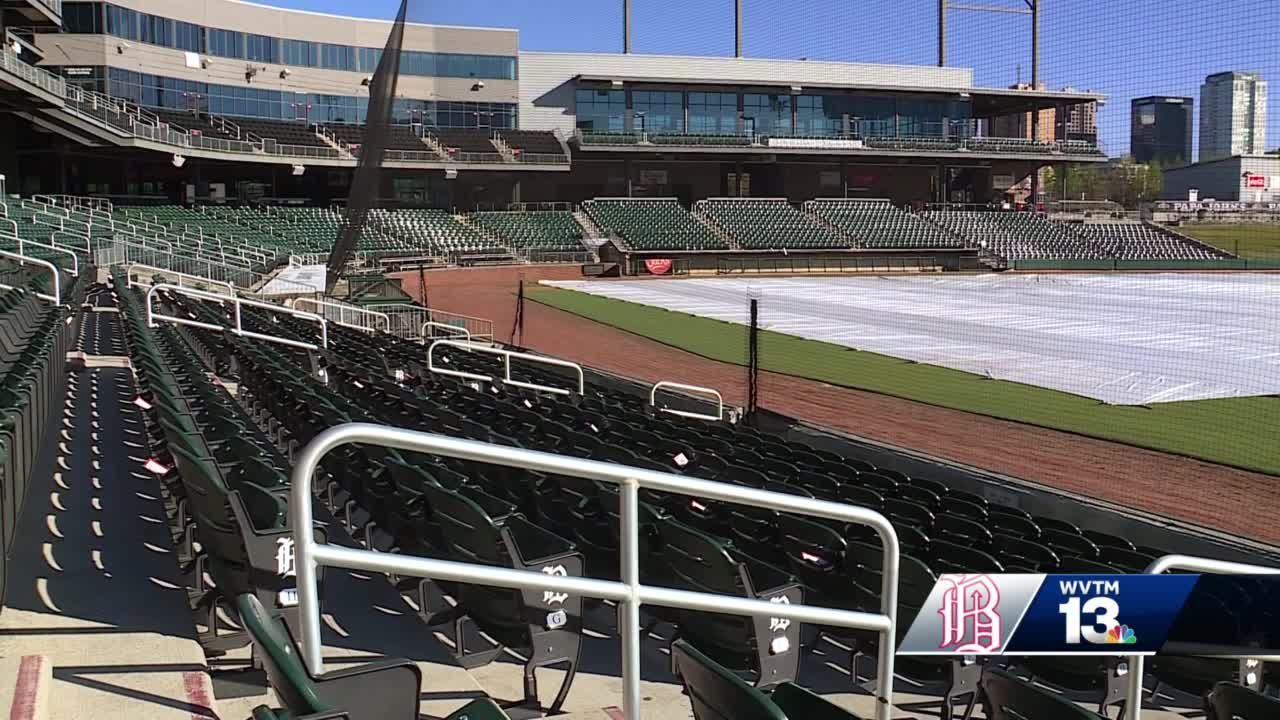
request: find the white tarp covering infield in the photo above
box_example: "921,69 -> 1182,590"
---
545,274 -> 1280,405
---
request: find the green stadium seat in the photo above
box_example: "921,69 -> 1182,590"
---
981,667 -> 1108,719
672,639 -> 865,720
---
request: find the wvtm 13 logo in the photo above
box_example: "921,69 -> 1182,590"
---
1057,579 -> 1137,646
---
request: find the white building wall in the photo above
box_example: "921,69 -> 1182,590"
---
518,52 -> 974,135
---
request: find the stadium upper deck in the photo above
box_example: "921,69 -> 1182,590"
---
0,0 -> 1104,205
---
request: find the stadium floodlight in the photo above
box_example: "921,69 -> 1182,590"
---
292,164 -> 306,176
172,154 -> 186,168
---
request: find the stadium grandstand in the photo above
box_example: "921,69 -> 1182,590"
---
0,1 -> 1279,720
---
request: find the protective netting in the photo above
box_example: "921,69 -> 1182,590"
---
326,0 -> 408,289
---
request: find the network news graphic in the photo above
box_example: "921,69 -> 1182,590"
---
898,574 -> 1280,657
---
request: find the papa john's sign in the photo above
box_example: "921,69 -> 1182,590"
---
644,258 -> 674,275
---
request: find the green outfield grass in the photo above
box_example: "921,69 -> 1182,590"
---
1177,223 -> 1280,259
529,285 -> 1280,475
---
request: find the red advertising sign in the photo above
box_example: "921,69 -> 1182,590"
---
645,259 -> 673,275
1245,174 -> 1268,189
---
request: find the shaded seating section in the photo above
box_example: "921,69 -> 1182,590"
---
370,209 -> 508,257
578,130 -> 643,145
651,133 -> 753,146
0,272 -> 80,612
583,198 -> 729,251
806,199 -> 965,249
431,129 -> 499,155
864,135 -> 960,152
468,210 -> 586,252
966,136 -> 1057,154
325,124 -> 435,153
231,118 -> 330,148
697,198 -> 851,250
146,108 -> 237,140
497,130 -> 564,155
1059,140 -> 1107,157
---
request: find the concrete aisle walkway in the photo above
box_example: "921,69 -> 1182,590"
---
0,367 -> 219,719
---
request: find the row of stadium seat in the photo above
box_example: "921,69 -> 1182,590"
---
575,130 -> 1104,156
697,198 -> 848,250
0,267 -> 83,614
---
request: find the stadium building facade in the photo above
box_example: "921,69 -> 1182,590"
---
0,0 -> 1104,208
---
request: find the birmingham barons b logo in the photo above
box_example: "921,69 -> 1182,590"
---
541,565 -> 569,606
276,537 -> 296,578
937,574 -> 1002,653
768,595 -> 792,633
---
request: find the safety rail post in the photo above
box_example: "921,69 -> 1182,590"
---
427,340 -> 585,395
649,381 -> 725,421
17,238 -> 78,277
145,283 -> 328,351
0,248 -> 61,305
125,263 -> 236,297
290,424 -> 900,720
294,297 -> 391,334
421,321 -> 472,342
1124,555 -> 1280,720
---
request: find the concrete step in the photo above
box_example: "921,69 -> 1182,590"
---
0,656 -> 52,720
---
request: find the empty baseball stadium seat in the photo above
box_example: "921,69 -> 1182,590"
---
583,198 -> 728,251
497,130 -> 564,155
468,210 -> 586,253
697,199 -> 851,250
1204,682 -> 1280,720
237,593 -> 511,720
981,667 -> 1107,719
807,200 -> 964,249
672,639 -> 864,720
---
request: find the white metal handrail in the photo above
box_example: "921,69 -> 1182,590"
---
427,340 -> 584,396
1125,555 -> 1280,719
0,248 -> 60,305
650,381 -> 725,422
145,283 -> 328,351
294,298 -> 390,334
126,264 -> 236,297
51,230 -> 91,255
17,238 -> 78,277
290,423 -> 900,720
421,321 -> 472,342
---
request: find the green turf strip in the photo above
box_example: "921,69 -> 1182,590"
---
529,285 -> 1280,476
1176,224 -> 1280,260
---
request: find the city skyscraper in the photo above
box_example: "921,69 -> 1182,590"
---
1199,71 -> 1268,161
1131,96 -> 1194,166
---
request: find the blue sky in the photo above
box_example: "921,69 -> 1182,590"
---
260,0 -> 1280,158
